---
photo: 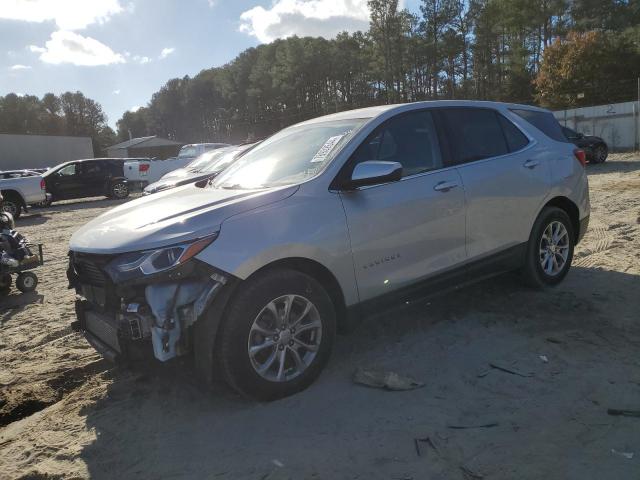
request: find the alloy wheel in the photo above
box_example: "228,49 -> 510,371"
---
539,221 -> 570,276
247,294 -> 322,382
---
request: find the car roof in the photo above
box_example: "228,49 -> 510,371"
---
295,100 -> 550,127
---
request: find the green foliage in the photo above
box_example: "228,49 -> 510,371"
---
0,91 -> 115,156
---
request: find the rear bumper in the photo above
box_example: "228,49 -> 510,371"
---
577,215 -> 589,244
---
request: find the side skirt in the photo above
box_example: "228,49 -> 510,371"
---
350,243 -> 526,320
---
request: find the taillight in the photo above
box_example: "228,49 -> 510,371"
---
40,179 -> 45,190
139,164 -> 150,172
573,148 -> 586,167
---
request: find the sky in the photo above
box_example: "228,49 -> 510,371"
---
1,0 -> 420,129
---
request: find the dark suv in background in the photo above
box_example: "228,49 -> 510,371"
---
43,158 -> 132,203
562,126 -> 608,164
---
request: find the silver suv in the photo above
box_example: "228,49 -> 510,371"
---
68,101 -> 590,400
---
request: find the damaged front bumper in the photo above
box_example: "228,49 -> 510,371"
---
69,252 -> 234,364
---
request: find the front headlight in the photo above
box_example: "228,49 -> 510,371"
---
105,234 -> 217,282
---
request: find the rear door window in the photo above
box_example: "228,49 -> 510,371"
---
350,110 -> 443,178
511,109 -> 570,143
440,108 -> 508,164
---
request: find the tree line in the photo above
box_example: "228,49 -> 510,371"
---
0,92 -> 115,155
117,0 -> 640,144
2,0 -> 639,150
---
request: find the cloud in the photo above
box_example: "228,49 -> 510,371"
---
159,47 -> 175,59
239,0 -> 371,43
9,64 -> 32,70
113,89 -> 121,94
133,55 -> 151,64
207,0 -> 217,6
0,0 -> 124,30
32,30 -> 125,66
130,105 -> 141,112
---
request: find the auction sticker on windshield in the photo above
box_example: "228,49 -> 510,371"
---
311,134 -> 346,163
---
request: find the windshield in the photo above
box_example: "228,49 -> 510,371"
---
201,145 -> 252,173
185,148 -> 232,172
213,119 -> 365,189
178,146 -> 198,159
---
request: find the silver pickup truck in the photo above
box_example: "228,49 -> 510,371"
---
0,172 -> 48,219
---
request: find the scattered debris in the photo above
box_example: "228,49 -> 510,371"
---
413,436 -> 439,457
353,368 -> 424,391
539,355 -> 549,363
460,465 -> 485,479
447,422 -> 499,430
489,363 -> 533,378
611,449 -> 634,459
545,337 -> 563,344
607,408 -> 640,418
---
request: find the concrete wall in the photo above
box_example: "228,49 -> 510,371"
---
0,134 -> 93,170
554,101 -> 640,151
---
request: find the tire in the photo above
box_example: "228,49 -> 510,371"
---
0,274 -> 11,294
215,268 -> 336,401
16,272 -> 38,293
591,144 -> 608,164
1,195 -> 22,219
110,182 -> 129,199
521,207 -> 575,288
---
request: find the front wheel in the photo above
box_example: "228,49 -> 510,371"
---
16,272 -> 38,293
215,269 -> 336,401
521,207 -> 575,288
110,182 -> 129,199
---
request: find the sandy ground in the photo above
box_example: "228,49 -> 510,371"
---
1,154 -> 639,480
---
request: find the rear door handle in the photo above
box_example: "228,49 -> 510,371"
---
433,181 -> 459,192
523,159 -> 540,169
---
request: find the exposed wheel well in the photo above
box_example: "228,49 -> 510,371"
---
0,190 -> 26,206
543,196 -> 580,242
249,257 -> 347,328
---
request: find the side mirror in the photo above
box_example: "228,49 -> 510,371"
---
347,161 -> 403,189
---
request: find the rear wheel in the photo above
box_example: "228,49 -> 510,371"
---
1,195 -> 22,219
216,269 -> 336,401
521,207 -> 574,288
591,144 -> 608,164
110,182 -> 129,199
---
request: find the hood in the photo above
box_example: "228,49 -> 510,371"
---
145,172 -> 212,194
159,168 -> 192,181
70,183 -> 298,254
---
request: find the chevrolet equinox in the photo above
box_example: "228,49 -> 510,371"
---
68,101 -> 590,400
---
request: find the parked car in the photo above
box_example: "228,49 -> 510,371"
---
0,170 -> 41,179
158,143 -> 233,182
178,143 -> 230,161
561,126 -> 608,164
143,145 -> 253,195
68,101 -> 590,400
44,158 -> 132,202
0,173 -> 48,218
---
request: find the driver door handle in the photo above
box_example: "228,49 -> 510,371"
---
523,159 -> 540,169
433,180 -> 459,192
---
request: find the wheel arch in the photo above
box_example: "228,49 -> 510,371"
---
247,257 -> 348,329
0,189 -> 26,207
542,196 -> 580,242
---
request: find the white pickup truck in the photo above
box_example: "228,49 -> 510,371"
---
123,157 -> 192,190
123,143 -> 230,190
0,173 -> 48,219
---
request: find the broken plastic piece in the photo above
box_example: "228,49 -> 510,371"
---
353,368 -> 424,391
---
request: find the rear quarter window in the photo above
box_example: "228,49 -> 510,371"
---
510,109 -> 570,143
498,114 -> 530,152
